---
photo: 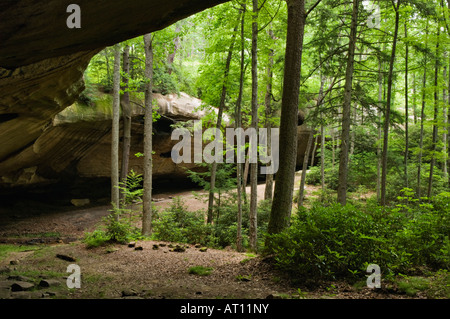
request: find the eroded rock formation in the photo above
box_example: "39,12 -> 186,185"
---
0,0 -> 315,198
0,0 -> 227,192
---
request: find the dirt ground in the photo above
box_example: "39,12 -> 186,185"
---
0,174 -> 435,299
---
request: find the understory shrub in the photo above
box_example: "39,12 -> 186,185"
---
266,193 -> 449,281
152,196 -> 272,250
83,205 -> 143,248
152,197 -> 214,246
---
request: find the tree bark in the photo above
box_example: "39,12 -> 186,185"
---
235,6 -> 246,253
404,22 -> 409,188
103,48 -> 112,88
376,52 -> 383,202
337,0 -> 359,206
142,33 -> 154,236
448,53 -> 450,188
264,29 -> 275,202
207,13 -> 240,224
120,45 -> 131,198
111,44 -> 121,210
249,0 -> 259,252
298,130 -> 314,207
267,0 -> 306,236
428,25 -> 440,198
380,1 -> 400,206
417,23 -> 429,199
167,23 -> 181,75
321,123 -> 325,193
443,58 -> 448,182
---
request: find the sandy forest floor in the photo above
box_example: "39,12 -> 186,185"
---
0,175 -> 442,300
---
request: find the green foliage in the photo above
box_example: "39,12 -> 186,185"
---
152,195 -> 272,250
118,170 -> 143,206
152,197 -> 214,246
84,203 -> 143,248
266,192 -> 450,281
84,170 -> 145,248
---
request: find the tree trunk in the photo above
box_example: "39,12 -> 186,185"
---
417,23 -> 429,199
376,53 -> 383,202
413,72 -> 417,125
310,134 -> 319,167
404,22 -> 409,188
103,48 -> 112,88
120,45 -> 131,198
298,130 -> 314,207
264,29 -> 275,202
443,58 -> 448,182
331,133 -> 335,169
428,25 -> 440,198
111,44 -> 121,210
267,0 -> 306,236
447,0 -> 450,188
242,148 -> 250,204
142,33 -> 154,236
236,5 -> 246,253
337,0 -> 359,206
167,23 -> 181,75
380,1 -> 400,206
321,124 -> 325,193
249,0 -> 259,252
207,14 -> 240,224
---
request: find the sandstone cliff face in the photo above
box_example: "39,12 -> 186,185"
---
0,0 -> 315,195
0,89 -> 312,190
0,92 -> 210,188
0,0 -> 227,191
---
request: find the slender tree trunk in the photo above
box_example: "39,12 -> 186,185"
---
380,1 -> 400,206
404,22 -> 409,188
268,0 -> 306,236
350,103 -> 357,157
142,34 -> 154,236
207,14 -> 240,224
321,124 -> 325,193
413,72 -> 417,125
298,130 -> 314,207
103,48 -> 112,88
428,25 -> 440,198
236,6 -> 246,253
417,30 -> 428,199
337,0 -> 359,206
447,53 -> 450,187
376,53 -> 383,201
242,149 -> 250,204
249,0 -> 259,252
111,44 -> 121,210
167,23 -> 181,75
120,45 -> 132,198
331,132 -> 335,169
310,134 -> 319,167
264,30 -> 275,202
443,58 -> 448,182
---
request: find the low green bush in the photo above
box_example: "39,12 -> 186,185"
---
83,204 -> 143,248
266,192 -> 449,281
152,197 -> 214,246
